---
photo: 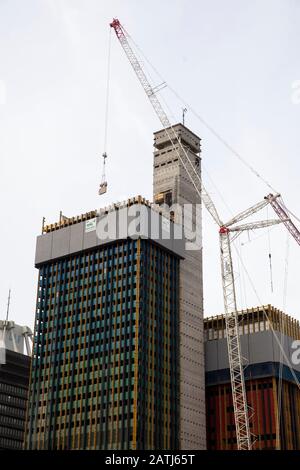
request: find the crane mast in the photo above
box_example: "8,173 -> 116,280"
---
219,228 -> 251,448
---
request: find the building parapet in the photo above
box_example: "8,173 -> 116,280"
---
204,305 -> 300,342
42,196 -> 174,234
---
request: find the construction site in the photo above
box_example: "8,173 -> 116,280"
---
19,18 -> 299,451
1,2 -> 300,455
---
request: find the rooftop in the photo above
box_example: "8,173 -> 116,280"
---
204,305 -> 300,341
42,195 -> 173,234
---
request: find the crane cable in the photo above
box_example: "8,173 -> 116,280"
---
267,206 -> 274,293
101,27 -> 112,185
239,238 -> 248,309
120,26 -> 300,398
277,232 -> 290,448
104,27 -> 112,154
279,196 -> 300,225
202,157 -> 295,442
125,33 -> 300,449
202,165 -> 248,309
232,242 -> 300,392
124,24 -> 300,242
126,30 -> 278,194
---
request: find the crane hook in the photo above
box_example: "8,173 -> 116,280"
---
99,153 -> 108,195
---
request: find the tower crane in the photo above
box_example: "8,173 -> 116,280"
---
110,18 -> 300,449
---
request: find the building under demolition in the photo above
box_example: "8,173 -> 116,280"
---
205,305 -> 300,450
0,321 -> 32,450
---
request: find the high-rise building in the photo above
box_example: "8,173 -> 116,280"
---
0,321 -> 32,450
25,197 -> 184,450
205,305 -> 300,450
153,124 -> 206,449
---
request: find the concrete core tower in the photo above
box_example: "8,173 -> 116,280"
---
153,123 -> 206,449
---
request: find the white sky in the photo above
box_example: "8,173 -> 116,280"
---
0,0 -> 299,330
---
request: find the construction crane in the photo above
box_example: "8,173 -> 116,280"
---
109,17 -> 252,449
109,18 -> 299,449
265,193 -> 300,246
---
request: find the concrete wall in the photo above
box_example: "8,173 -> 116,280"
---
205,330 -> 300,374
0,322 -> 29,355
153,123 -> 206,450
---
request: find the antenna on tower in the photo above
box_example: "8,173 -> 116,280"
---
182,108 -> 187,126
5,289 -> 11,323
2,289 -> 11,353
42,217 -> 45,234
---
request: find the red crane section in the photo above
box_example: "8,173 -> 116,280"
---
265,194 -> 300,246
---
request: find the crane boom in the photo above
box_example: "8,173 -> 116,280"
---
110,18 -> 252,449
225,199 -> 269,228
265,194 -> 300,246
110,18 -> 221,227
230,219 -> 284,233
110,19 -> 170,128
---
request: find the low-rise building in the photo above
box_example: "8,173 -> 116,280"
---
205,305 -> 300,450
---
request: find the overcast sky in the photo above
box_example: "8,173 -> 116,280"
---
0,0 -> 299,331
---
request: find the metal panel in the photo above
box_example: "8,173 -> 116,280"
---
35,204 -> 185,267
35,233 -> 52,265
51,226 -> 71,259
205,331 -> 300,374
69,222 -> 84,254
205,340 -> 218,371
83,226 -> 97,250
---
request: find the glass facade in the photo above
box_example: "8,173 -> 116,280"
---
0,350 -> 30,450
26,238 -> 179,450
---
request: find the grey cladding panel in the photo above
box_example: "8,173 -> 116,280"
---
205,341 -> 218,371
205,330 -> 300,374
248,331 -> 274,364
205,333 -> 274,372
272,333 -> 300,371
217,339 -> 229,370
35,233 -> 53,265
83,230 -> 97,250
70,223 -> 84,253
52,226 -> 71,259
35,204 -> 184,266
240,335 -> 250,369
285,337 -> 296,367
